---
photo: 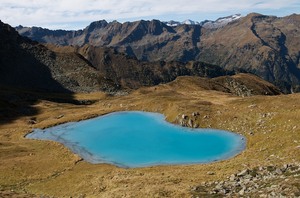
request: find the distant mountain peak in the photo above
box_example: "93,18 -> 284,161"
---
216,14 -> 242,21
201,14 -> 243,29
86,20 -> 108,31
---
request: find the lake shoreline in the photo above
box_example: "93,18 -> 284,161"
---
26,111 -> 246,168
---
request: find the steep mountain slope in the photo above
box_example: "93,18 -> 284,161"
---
199,13 -> 300,93
49,44 -> 234,90
1,19 -> 279,96
42,44 -> 282,96
16,13 -> 300,93
0,20 -> 101,93
0,21 -> 235,94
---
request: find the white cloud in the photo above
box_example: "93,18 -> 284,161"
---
0,0 -> 299,29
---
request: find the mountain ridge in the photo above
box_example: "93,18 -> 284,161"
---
1,19 -> 281,96
15,13 -> 300,94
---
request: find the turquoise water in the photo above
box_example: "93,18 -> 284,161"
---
26,111 -> 246,168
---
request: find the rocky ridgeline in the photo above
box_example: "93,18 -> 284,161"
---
191,163 -> 300,197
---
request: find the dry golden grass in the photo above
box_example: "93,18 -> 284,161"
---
0,77 -> 299,197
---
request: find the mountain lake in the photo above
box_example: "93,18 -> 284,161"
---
26,111 -> 246,168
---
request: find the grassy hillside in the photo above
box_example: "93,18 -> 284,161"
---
0,77 -> 299,197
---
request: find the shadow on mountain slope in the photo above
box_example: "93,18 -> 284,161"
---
0,21 -> 95,125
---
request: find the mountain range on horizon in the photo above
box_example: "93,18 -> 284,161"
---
0,19 -> 245,94
14,12 -> 300,93
16,13 -> 243,30
0,12 -> 299,94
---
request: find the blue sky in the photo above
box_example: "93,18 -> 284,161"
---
0,0 -> 299,30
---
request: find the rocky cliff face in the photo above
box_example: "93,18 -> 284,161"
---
16,13 -> 300,93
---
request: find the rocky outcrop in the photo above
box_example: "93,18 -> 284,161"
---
176,113 -> 200,128
192,163 -> 300,197
210,73 -> 281,96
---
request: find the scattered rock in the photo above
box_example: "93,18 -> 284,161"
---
188,119 -> 193,127
192,112 -> 200,116
192,163 -> 300,197
238,188 -> 245,196
179,119 -> 185,126
229,174 -> 236,181
248,104 -> 257,108
56,114 -> 64,119
207,171 -> 215,175
28,118 -> 37,124
275,168 -> 282,175
237,169 -> 249,177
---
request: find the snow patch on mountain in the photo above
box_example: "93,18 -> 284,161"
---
164,20 -> 181,27
201,14 -> 243,29
164,14 -> 243,28
164,19 -> 200,26
182,19 -> 200,25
